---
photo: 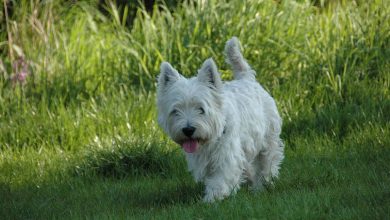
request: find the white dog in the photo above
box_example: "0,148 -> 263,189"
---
157,37 -> 284,202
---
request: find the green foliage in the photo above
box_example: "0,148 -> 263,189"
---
75,138 -> 186,178
0,0 -> 389,219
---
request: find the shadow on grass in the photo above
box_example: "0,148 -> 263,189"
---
74,141 -> 188,179
132,179 -> 203,208
283,98 -> 389,148
1,140 -> 202,218
0,140 -> 205,218
3,137 -> 389,219
72,141 -> 204,207
0,175 -> 202,219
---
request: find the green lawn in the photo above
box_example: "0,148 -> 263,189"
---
1,0 -> 389,219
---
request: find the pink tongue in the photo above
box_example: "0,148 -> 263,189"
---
182,139 -> 198,153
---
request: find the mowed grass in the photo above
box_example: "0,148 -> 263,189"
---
1,0 -> 389,219
1,134 -> 389,219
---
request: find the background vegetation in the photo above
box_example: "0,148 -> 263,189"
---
1,0 -> 389,219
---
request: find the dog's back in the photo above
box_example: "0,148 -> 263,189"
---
224,37 -> 284,189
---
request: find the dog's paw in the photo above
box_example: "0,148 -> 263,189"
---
202,194 -> 216,203
203,192 -> 225,203
202,186 -> 230,203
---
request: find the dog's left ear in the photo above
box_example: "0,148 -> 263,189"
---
158,62 -> 180,88
197,58 -> 222,90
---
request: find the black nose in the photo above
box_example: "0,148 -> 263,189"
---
182,126 -> 196,137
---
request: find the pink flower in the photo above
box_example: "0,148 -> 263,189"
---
11,56 -> 30,85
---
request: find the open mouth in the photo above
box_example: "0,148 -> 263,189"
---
181,139 -> 199,153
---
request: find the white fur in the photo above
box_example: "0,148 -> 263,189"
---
157,37 -> 284,202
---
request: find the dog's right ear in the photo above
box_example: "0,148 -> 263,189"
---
197,58 -> 222,90
158,62 -> 180,88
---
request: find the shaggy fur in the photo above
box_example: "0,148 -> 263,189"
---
157,37 -> 284,202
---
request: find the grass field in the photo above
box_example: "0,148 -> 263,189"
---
1,0 -> 389,219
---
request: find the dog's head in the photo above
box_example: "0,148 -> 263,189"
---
156,58 -> 225,153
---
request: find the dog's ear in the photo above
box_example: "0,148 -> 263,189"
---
158,62 -> 180,88
197,58 -> 222,90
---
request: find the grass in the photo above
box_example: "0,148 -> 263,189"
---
1,0 -> 389,219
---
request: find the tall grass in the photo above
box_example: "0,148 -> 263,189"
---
1,0 -> 388,150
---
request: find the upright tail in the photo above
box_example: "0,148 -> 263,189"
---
224,37 -> 255,80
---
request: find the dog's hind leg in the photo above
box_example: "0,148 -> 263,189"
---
251,135 -> 284,191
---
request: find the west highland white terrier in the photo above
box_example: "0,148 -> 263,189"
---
157,37 -> 284,202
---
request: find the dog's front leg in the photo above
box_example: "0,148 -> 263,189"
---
202,164 -> 242,203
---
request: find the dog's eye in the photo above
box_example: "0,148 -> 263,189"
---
199,107 -> 205,114
170,109 -> 179,116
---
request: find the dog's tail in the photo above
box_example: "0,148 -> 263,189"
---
224,37 -> 256,80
